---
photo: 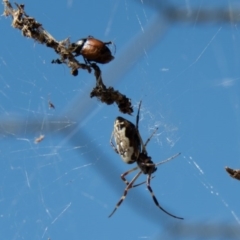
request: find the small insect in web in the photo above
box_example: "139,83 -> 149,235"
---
109,101 -> 183,219
48,94 -> 55,109
48,100 -> 55,109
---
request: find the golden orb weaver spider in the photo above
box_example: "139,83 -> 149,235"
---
109,101 -> 183,220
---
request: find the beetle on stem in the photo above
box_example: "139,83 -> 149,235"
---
70,36 -> 115,64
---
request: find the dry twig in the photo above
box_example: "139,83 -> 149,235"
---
2,0 -> 91,75
225,166 -> 240,181
2,0 -> 133,114
91,64 -> 133,114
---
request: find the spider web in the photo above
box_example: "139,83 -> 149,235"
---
1,0 -> 240,239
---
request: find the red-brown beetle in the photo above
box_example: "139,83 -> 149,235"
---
71,36 -> 115,64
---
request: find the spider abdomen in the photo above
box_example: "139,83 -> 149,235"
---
113,117 -> 141,164
116,139 -> 135,164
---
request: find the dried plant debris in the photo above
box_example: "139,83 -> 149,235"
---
2,0 -> 91,75
34,134 -> 45,144
90,64 -> 133,114
3,1 -> 133,114
225,166 -> 240,181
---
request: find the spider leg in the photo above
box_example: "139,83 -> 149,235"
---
131,175 -> 155,188
143,127 -> 159,150
108,171 -> 142,218
135,101 -> 142,131
121,166 -> 154,188
139,153 -> 181,168
146,174 -> 183,220
121,166 -> 139,186
134,100 -> 154,154
137,130 -> 147,154
110,131 -> 119,154
155,153 -> 181,167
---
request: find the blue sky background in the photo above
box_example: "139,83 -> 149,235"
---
1,0 -> 240,239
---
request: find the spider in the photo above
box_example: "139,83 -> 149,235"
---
109,101 -> 183,219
